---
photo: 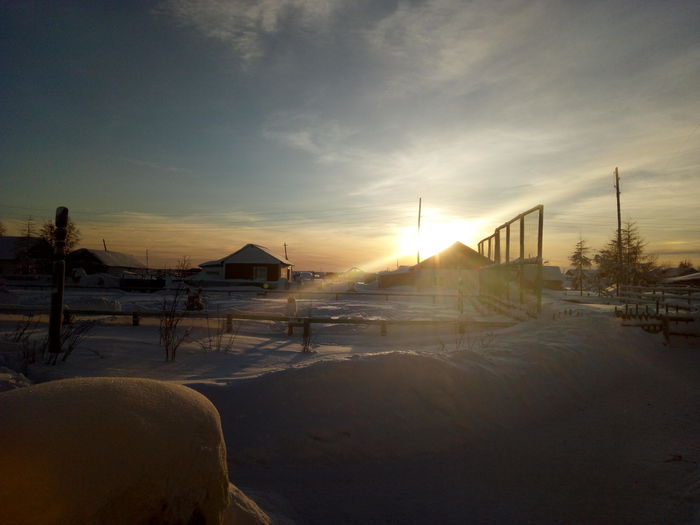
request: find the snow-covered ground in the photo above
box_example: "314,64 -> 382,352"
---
1,288 -> 699,524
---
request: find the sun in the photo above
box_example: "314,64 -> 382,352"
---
396,219 -> 477,262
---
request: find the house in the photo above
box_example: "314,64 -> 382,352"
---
0,236 -> 52,275
662,272 -> 700,287
196,244 -> 293,284
377,266 -> 416,288
378,242 -> 491,290
66,249 -> 147,276
524,265 -> 564,290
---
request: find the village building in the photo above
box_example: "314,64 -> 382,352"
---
196,244 -> 293,284
524,265 -> 564,290
378,242 -> 491,290
66,248 -> 147,276
0,236 -> 52,275
662,272 -> 700,287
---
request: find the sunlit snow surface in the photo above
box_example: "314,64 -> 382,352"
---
1,287 -> 621,385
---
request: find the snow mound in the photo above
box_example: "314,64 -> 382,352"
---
193,314 -> 662,464
0,377 -> 230,525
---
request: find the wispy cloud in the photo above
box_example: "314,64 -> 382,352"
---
158,0 -> 341,64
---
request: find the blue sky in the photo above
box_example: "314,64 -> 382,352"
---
2,0 -> 699,271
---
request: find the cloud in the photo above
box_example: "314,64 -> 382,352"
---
159,0 -> 341,63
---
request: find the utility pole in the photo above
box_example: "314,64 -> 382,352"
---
417,197 -> 422,265
614,167 -> 623,296
103,239 -> 108,251
283,242 -> 289,260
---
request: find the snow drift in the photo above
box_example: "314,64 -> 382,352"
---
0,378 -> 231,525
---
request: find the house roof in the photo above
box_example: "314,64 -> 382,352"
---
417,242 -> 491,270
202,244 -> 293,267
0,236 -> 49,260
70,248 -> 146,269
662,271 -> 700,285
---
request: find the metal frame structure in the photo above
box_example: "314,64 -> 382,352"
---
477,205 -> 544,316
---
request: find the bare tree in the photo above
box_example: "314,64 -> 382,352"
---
159,256 -> 192,361
40,218 -> 81,252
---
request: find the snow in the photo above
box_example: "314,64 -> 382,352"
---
1,288 -> 699,523
0,377 -> 230,525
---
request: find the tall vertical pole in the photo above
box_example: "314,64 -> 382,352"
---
417,197 -> 422,265
284,242 -> 288,260
48,207 -> 69,361
614,167 -> 623,296
536,206 -> 544,315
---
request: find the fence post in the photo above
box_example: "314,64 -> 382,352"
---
226,314 -> 233,333
132,312 -> 140,326
380,321 -> 387,336
48,206 -> 69,358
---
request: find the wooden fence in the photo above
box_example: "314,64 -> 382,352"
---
0,306 -> 515,338
618,284 -> 700,314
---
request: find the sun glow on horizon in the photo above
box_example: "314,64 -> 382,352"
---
396,219 -> 478,262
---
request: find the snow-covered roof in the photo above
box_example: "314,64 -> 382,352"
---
662,271 -> 700,284
199,258 -> 223,267
418,242 -> 491,270
205,244 -> 292,267
378,266 -> 414,275
71,248 -> 146,269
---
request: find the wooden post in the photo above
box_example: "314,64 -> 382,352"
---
519,215 -> 525,305
132,312 -> 140,326
505,223 -> 510,263
48,207 -> 69,360
226,314 -> 233,332
495,228 -> 501,264
380,321 -> 387,336
536,206 -> 544,315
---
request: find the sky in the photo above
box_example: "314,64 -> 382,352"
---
1,0 -> 699,272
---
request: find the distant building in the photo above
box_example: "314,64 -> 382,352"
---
662,272 -> 700,287
0,236 -> 52,275
377,266 -> 416,288
525,265 -> 564,290
378,242 -> 491,290
196,244 -> 293,283
416,241 -> 492,290
66,249 -> 147,276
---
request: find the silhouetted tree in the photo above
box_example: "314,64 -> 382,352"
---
21,216 -> 36,238
569,238 -> 591,296
595,221 -> 658,287
39,218 -> 81,252
679,259 -> 695,271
